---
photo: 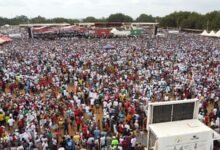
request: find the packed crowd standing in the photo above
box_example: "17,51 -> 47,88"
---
0,33 -> 219,149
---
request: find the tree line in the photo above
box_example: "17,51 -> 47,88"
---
0,11 -> 219,30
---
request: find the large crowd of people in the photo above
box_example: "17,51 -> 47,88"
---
0,33 -> 219,149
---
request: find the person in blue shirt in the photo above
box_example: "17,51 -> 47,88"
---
93,127 -> 101,139
65,137 -> 75,150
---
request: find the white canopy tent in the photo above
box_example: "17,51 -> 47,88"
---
216,30 -> 220,37
201,30 -> 220,38
208,30 -> 216,37
201,30 -> 209,36
110,28 -> 118,33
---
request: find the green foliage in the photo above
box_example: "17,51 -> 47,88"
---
136,14 -> 155,22
30,16 -> 47,23
205,11 -> 220,30
97,17 -> 107,22
83,16 -> 97,22
160,11 -> 220,30
0,17 -> 9,26
107,13 -> 133,22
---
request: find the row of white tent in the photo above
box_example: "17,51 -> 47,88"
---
201,30 -> 220,37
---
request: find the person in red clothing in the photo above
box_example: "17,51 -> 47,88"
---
0,126 -> 4,137
204,114 -> 209,126
115,93 -> 120,100
82,125 -> 89,138
209,112 -> 215,121
122,136 -> 130,149
74,107 -> 81,117
128,106 -> 135,115
118,123 -> 124,133
124,101 -> 130,113
75,116 -> 81,132
0,80 -> 2,90
17,118 -> 24,133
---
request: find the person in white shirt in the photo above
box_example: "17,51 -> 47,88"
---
90,98 -> 95,108
210,119 -> 217,129
52,137 -> 57,148
17,145 -> 24,150
8,117 -> 15,131
113,100 -> 119,107
213,108 -> 217,116
103,100 -> 108,108
42,141 -> 48,150
131,136 -> 137,148
124,123 -> 130,132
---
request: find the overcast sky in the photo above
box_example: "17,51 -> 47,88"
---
0,0 -> 219,19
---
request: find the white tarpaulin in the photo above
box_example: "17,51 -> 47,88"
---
9,33 -> 22,38
168,30 -> 179,34
156,33 -> 165,37
111,28 -> 131,36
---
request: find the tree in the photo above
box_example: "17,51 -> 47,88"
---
97,17 -> 107,22
83,16 -> 97,22
160,11 -> 206,29
0,17 -> 9,26
51,17 -> 68,23
9,15 -> 29,25
107,13 -> 133,22
67,19 -> 80,24
30,16 -> 47,23
160,13 -> 177,28
136,14 -> 155,22
205,11 -> 220,31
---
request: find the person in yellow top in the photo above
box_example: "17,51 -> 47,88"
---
5,115 -> 10,125
78,79 -> 83,86
73,132 -> 80,145
0,112 -> 5,126
16,75 -> 21,82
